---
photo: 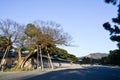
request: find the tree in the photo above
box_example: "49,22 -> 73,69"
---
34,20 -> 72,69
100,49 -> 120,65
100,57 -> 109,65
0,19 -> 24,70
19,23 -> 40,69
104,0 -> 119,5
108,49 -> 120,65
56,47 -> 68,59
34,20 -> 72,46
67,54 -> 78,62
0,36 -> 8,53
0,19 -> 72,71
102,0 -> 120,66
0,35 -> 11,71
103,0 -> 120,48
81,57 -> 91,64
53,47 -> 78,62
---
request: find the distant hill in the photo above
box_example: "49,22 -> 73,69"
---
78,53 -> 108,60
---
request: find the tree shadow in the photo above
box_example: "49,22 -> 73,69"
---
21,66 -> 120,80
22,68 -> 87,80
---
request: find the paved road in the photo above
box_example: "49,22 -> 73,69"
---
0,66 -> 120,80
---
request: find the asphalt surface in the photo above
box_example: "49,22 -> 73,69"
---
0,66 -> 120,80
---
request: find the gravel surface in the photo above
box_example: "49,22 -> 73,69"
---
0,65 -> 120,80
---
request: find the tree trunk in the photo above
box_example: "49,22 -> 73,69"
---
18,49 -> 22,65
39,45 -> 44,71
0,46 -> 10,67
46,46 -> 54,70
14,48 -> 22,69
20,50 -> 34,68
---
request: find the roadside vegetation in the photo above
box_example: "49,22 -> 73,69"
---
0,0 -> 120,72
0,19 -> 78,71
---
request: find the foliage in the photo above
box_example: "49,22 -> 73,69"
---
100,57 -> 109,64
56,48 -> 68,59
80,57 -> 99,64
54,47 -> 78,62
108,49 -> 120,65
102,0 -> 120,66
24,24 -> 40,38
103,0 -> 120,48
104,0 -> 119,5
81,57 -> 91,64
100,49 -> 120,66
34,21 -> 72,46
67,54 -> 78,62
0,19 -> 74,71
0,36 -> 9,53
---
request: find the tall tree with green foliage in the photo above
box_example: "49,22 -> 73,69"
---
34,21 -> 72,69
56,47 -> 68,59
54,47 -> 78,62
67,54 -> 78,62
105,0 -> 119,5
108,49 -> 120,65
103,0 -> 120,48
102,0 -> 120,66
100,49 -> 120,65
20,23 -> 40,69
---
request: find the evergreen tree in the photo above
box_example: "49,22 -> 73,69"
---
103,0 -> 120,48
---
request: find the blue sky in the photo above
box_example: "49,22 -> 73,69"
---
0,0 -> 118,57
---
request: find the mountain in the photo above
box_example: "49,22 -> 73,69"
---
78,53 -> 108,60
85,53 -> 108,59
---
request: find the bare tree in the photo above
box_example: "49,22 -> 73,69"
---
0,19 -> 24,70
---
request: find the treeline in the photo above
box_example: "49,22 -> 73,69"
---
80,57 -> 99,65
80,49 -> 120,66
53,47 -> 78,62
0,19 -> 78,71
101,49 -> 120,66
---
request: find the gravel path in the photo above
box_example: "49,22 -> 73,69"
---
0,65 -> 120,80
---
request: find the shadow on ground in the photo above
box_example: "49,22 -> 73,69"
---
22,66 -> 120,80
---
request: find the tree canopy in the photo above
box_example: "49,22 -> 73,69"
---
102,0 -> 120,66
103,0 -> 120,48
100,49 -> 120,65
105,0 -> 119,5
0,19 -> 77,71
